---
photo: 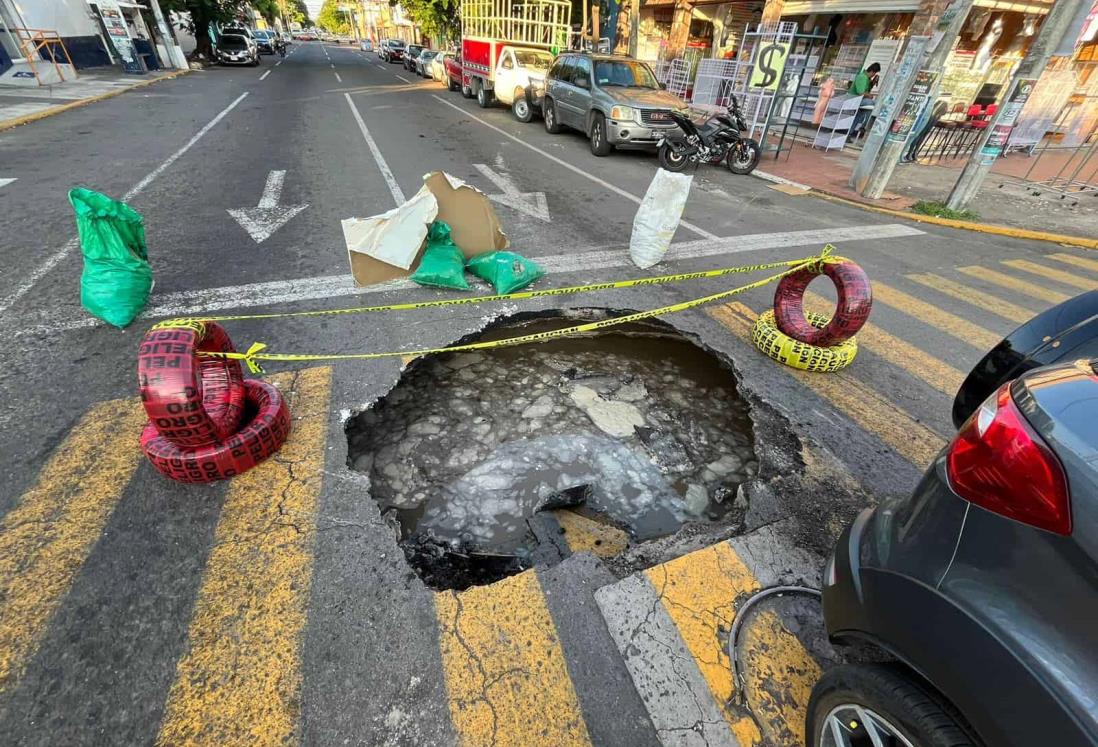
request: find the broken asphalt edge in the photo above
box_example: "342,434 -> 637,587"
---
0,68 -> 191,133
753,168 -> 1098,251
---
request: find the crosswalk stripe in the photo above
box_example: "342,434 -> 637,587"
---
644,542 -> 766,745
958,266 -> 1070,304
868,283 -> 1001,351
554,509 -> 630,558
1002,258 -> 1098,292
708,303 -> 945,467
803,291 -> 965,396
0,398 -> 146,694
905,273 -> 1034,324
1048,253 -> 1098,274
155,367 -> 332,747
435,569 -> 592,747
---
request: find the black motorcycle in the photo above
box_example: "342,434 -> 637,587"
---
656,95 -> 761,175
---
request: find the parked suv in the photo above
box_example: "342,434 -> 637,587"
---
403,44 -> 425,71
380,39 -> 406,63
542,53 -> 685,156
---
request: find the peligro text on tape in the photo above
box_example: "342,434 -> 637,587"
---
183,246 -> 835,374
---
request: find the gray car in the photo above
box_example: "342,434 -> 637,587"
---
542,53 -> 685,156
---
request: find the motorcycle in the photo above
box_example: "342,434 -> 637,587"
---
656,95 -> 761,175
276,39 -> 287,58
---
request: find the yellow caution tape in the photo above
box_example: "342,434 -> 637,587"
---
752,309 -> 858,372
192,246 -> 836,374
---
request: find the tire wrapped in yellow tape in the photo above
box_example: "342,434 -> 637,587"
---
752,309 -> 858,372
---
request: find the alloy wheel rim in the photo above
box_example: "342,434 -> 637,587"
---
516,100 -> 528,118
820,704 -> 915,747
593,123 -> 601,147
734,144 -> 756,169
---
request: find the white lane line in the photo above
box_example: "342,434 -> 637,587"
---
275,60 -> 283,67
259,69 -> 271,80
395,74 -> 412,83
344,92 -> 405,205
334,71 -> 343,83
431,94 -> 718,240
0,91 -> 250,317
16,224 -> 923,336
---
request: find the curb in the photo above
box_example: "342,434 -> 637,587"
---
754,169 -> 1098,251
0,68 -> 191,133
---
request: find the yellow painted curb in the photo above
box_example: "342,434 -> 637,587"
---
0,68 -> 191,133
807,189 -> 1098,250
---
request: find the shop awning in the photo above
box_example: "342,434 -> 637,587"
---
781,0 -> 920,15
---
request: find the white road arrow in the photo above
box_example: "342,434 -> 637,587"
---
473,164 -> 551,223
227,170 -> 308,243
0,178 -> 16,189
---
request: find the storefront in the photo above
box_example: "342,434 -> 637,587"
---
636,0 -> 764,61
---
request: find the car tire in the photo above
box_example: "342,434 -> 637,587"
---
448,77 -> 459,92
773,258 -> 872,347
476,82 -> 492,108
658,142 -> 690,172
807,664 -> 975,747
512,93 -> 533,123
462,81 -> 473,98
543,98 -> 562,133
589,113 -> 613,156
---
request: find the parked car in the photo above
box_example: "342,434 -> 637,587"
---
360,38 -> 373,52
252,29 -> 276,55
280,32 -> 293,44
380,39 -> 406,63
414,49 -> 437,77
444,54 -> 464,93
489,47 -> 554,122
431,51 -> 452,83
403,44 -> 425,71
215,33 -> 259,66
542,53 -> 686,156
811,290 -> 1098,747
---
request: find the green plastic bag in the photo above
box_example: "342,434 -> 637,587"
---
70,188 -> 152,328
411,221 -> 470,291
467,251 -> 544,295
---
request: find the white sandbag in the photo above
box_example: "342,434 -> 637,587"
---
629,168 -> 693,269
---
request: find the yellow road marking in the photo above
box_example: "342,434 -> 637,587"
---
1002,258 -> 1098,292
740,608 -> 823,747
868,283 -> 1001,351
958,266 -> 1070,304
0,398 -> 146,694
709,303 -> 945,467
1048,253 -> 1098,274
156,367 -> 332,747
435,570 -> 591,747
803,291 -> 965,396
906,273 -> 1034,324
553,510 -> 629,558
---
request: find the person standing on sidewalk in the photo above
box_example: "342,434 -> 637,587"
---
848,62 -> 880,138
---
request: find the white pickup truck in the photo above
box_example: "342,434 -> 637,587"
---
489,46 -> 555,121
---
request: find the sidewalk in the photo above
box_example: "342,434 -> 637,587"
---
756,139 -> 1098,241
0,68 -> 184,131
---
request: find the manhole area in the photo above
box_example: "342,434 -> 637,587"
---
346,316 -> 758,590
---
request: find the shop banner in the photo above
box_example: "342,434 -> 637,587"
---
1008,69 -> 1076,151
749,41 -> 789,91
886,69 -> 936,142
979,77 -> 1036,165
96,0 -> 144,74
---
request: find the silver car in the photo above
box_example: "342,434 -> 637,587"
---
542,53 -> 685,156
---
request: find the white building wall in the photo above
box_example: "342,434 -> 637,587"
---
10,0 -> 100,38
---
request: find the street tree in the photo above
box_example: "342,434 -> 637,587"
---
317,0 -> 352,34
394,0 -> 460,43
161,0 -> 284,58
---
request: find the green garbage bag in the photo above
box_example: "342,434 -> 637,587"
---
467,251 -> 544,295
70,188 -> 152,328
411,220 -> 470,291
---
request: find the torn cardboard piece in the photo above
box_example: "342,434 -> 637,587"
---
343,171 -> 509,287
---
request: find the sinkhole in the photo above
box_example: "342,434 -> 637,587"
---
346,314 -> 758,590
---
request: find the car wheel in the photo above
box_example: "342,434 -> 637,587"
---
448,77 -> 459,92
512,94 -> 533,123
476,82 -> 492,108
807,664 -> 975,747
544,98 -> 562,133
589,113 -> 613,156
461,81 -> 473,98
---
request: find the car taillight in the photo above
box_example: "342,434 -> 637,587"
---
946,383 -> 1071,535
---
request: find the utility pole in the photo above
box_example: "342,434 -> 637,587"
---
628,0 -> 639,58
857,0 -> 974,199
946,0 -> 1091,210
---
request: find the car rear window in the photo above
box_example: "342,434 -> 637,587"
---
220,36 -> 248,50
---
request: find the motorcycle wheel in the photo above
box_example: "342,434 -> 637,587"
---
728,138 -> 761,175
658,142 -> 690,173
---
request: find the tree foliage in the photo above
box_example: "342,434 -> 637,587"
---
317,0 -> 352,34
162,0 -> 311,58
394,0 -> 460,42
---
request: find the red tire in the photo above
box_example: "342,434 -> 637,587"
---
138,321 -> 246,448
141,379 -> 291,483
773,259 -> 872,347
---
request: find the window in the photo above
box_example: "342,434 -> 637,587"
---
501,52 -> 513,70
594,60 -> 659,89
572,56 -> 592,88
551,56 -> 574,82
514,50 -> 553,69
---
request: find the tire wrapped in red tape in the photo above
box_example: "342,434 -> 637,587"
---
138,320 -> 246,447
141,379 -> 291,483
773,258 -> 872,347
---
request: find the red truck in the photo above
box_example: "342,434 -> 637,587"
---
458,0 -> 571,114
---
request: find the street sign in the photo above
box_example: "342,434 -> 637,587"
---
749,41 -> 789,91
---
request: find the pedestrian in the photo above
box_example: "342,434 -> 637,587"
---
848,62 -> 880,138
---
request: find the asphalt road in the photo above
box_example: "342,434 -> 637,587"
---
0,42 -> 1094,746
